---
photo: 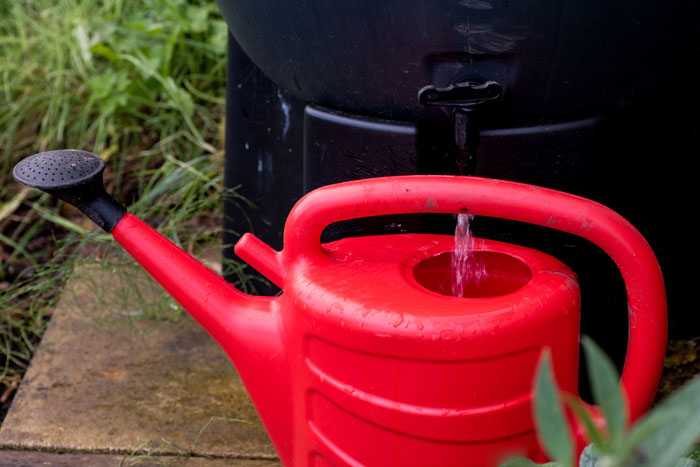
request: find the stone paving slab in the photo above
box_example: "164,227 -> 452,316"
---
0,259 -> 279,464
0,450 -> 281,466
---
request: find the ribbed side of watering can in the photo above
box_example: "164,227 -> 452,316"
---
274,235 -> 580,466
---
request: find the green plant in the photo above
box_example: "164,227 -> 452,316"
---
1,0 -> 229,277
501,337 -> 700,467
0,0 -> 226,161
0,0 -> 248,400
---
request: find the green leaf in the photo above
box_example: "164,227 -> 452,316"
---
185,4 -> 209,33
581,336 -> 625,448
674,459 -> 698,467
87,72 -> 117,100
86,71 -> 131,115
89,43 -> 121,65
688,446 -> 700,462
207,20 -> 228,52
164,77 -> 194,118
579,444 -> 604,467
30,203 -> 88,235
564,394 -> 606,452
499,457 -> 562,467
534,350 -> 574,467
622,375 -> 700,467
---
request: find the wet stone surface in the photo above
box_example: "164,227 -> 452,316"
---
0,450 -> 281,466
0,261 -> 279,463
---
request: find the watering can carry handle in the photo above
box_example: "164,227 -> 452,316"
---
283,175 -> 666,437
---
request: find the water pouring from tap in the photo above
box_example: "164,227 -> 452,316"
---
452,105 -> 487,297
451,213 -> 486,297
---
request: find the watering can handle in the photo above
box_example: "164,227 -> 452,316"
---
283,175 -> 666,443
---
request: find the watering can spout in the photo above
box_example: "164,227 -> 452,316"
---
110,213 -> 279,354
111,214 -> 292,449
12,151 -> 292,455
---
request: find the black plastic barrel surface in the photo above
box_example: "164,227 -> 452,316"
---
216,0 -> 697,126
218,1 -> 700,371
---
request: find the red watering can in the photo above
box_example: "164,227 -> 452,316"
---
13,150 -> 666,466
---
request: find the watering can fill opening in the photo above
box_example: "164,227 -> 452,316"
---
414,250 -> 532,298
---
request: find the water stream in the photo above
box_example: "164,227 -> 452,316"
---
451,214 -> 486,297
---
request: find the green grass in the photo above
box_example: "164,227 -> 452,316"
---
0,0 -> 227,163
0,0 -> 250,397
118,416 -> 251,466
